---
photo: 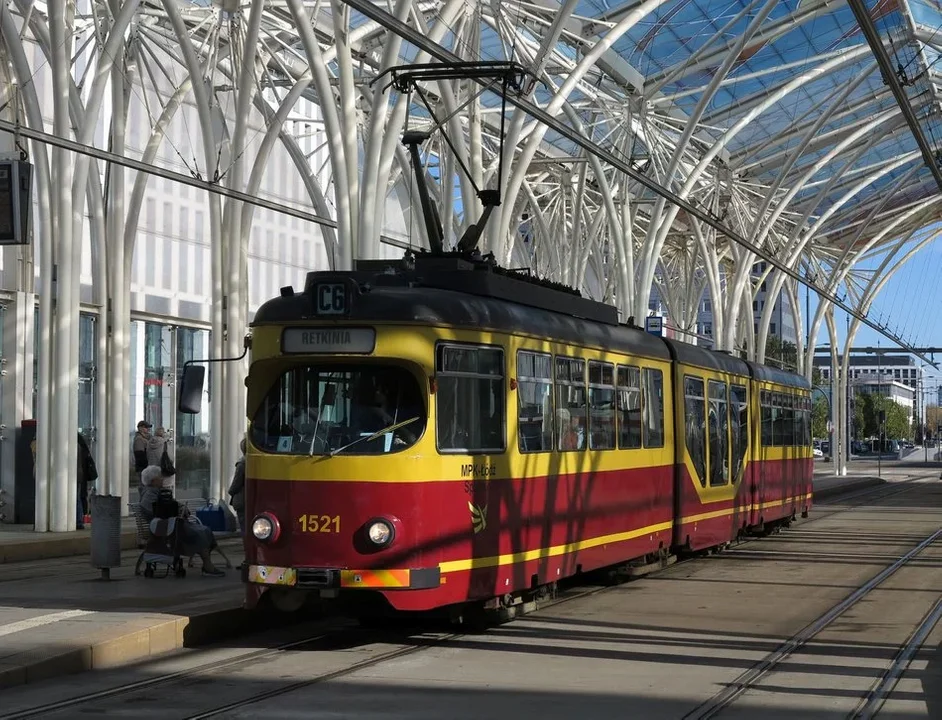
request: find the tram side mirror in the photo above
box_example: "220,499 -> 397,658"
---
179,365 -> 206,414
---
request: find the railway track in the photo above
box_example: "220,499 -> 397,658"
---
849,595 -> 942,719
0,570 -> 616,720
682,521 -> 942,720
0,477 -> 930,720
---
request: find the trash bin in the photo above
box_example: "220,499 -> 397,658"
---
90,494 -> 122,579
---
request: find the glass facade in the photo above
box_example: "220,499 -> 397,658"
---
78,315 -> 96,449
26,310 -> 215,501
32,309 -> 97,454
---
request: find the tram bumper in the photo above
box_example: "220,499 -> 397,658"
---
244,563 -> 442,609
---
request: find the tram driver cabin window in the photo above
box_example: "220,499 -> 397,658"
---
436,344 -> 505,454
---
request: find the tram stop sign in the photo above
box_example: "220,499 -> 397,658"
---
644,315 -> 663,336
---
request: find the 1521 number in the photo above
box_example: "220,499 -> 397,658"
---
298,514 -> 341,533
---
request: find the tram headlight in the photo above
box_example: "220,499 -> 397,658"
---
366,518 -> 394,547
252,513 -> 281,542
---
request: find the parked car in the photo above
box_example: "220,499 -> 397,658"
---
812,447 -> 824,458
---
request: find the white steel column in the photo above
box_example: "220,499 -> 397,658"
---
1,3 -> 53,531
825,311 -> 841,477
48,0 -> 75,531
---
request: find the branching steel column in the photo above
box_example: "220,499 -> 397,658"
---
847,0 -> 942,193
338,0 -> 931,361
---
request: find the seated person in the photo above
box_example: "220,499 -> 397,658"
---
139,465 -> 225,577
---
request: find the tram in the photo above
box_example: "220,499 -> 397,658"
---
180,252 -> 813,616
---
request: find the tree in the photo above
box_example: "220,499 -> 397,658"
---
855,393 -> 911,439
812,396 -> 829,439
765,336 -> 798,372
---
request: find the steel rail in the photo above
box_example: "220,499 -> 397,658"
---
851,595 -> 942,719
683,525 -> 942,719
337,0 -> 936,366
0,624 -> 347,720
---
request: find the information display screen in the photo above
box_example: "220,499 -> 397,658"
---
0,165 -> 13,241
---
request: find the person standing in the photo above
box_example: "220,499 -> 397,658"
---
76,433 -> 98,529
228,438 -> 246,533
146,426 -> 168,467
132,420 -> 152,499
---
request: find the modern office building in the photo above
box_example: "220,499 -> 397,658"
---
813,355 -> 923,393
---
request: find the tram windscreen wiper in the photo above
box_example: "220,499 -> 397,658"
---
325,416 -> 421,458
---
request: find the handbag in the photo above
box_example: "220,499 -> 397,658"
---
154,489 -> 179,519
160,448 -> 177,477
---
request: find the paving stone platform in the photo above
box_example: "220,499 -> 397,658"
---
0,537 -> 247,690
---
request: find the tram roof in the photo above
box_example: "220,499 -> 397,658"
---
253,269 -> 673,362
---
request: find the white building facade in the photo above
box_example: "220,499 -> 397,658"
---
695,262 -> 798,351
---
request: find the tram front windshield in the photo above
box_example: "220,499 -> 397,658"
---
251,365 -> 426,455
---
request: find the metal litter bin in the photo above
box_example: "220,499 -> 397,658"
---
90,494 -> 122,579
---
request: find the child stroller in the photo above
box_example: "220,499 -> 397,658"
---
141,516 -> 187,578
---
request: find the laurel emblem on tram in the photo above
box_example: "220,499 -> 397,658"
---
468,502 -> 487,534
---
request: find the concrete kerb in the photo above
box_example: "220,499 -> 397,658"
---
0,603 -> 303,691
0,531 -> 140,564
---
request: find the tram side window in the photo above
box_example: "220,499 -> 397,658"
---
782,394 -> 794,446
684,376 -> 707,487
708,381 -> 729,487
761,391 -> 773,446
436,344 -> 505,454
517,350 -> 553,453
556,357 -> 586,451
617,365 -> 642,449
730,385 -> 748,481
642,368 -> 665,448
792,395 -> 805,445
771,393 -> 784,446
588,361 -> 615,450
806,397 -> 813,446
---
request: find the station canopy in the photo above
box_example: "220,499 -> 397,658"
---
133,0 -> 942,321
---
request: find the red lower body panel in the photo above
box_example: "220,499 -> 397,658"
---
245,464 -> 673,611
244,458 -> 813,612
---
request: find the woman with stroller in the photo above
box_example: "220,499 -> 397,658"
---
139,465 -> 225,577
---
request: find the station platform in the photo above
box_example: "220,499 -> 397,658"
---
0,534 -> 247,690
0,469 -> 906,692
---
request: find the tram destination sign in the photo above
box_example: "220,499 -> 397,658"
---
282,327 -> 376,354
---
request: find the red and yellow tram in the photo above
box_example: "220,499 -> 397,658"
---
185,253 -> 812,616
